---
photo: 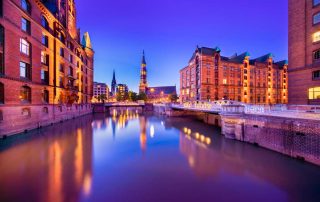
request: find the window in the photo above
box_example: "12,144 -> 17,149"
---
60,64 -> 64,72
0,82 -> 3,104
21,18 -> 30,34
0,25 -> 4,75
43,89 -> 49,103
223,79 -> 227,85
313,49 -> 320,61
59,33 -> 65,44
60,47 -> 64,57
313,31 -> 320,43
69,54 -> 73,63
41,69 -> 49,84
20,61 -> 31,80
41,51 -> 49,65
0,0 -> 3,17
313,70 -> 320,80
68,66 -> 73,76
20,86 -> 31,103
309,87 -> 320,99
314,0 -> 320,7
21,0 -> 31,14
20,38 -> 30,55
42,34 -> 48,47
314,12 -> 320,25
41,15 -> 49,30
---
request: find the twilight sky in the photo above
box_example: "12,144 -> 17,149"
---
76,0 -> 288,92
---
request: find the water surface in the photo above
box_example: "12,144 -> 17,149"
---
0,114 -> 320,202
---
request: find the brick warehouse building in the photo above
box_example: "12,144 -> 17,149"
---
288,0 -> 320,105
180,47 -> 288,104
0,0 -> 94,106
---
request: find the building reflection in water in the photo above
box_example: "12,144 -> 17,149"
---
0,116 -> 93,202
139,116 -> 147,151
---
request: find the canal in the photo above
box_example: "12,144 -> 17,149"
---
0,114 -> 320,202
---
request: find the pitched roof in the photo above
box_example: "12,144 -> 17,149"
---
253,53 -> 273,63
275,60 -> 288,67
228,52 -> 250,63
147,86 -> 177,95
189,46 -> 220,62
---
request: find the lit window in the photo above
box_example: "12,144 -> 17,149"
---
223,79 -> 227,84
309,87 -> 320,99
314,12 -> 320,25
313,32 -> 320,43
20,38 -> 30,55
20,86 -> 31,103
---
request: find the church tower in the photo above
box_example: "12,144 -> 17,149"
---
111,70 -> 117,96
139,51 -> 148,94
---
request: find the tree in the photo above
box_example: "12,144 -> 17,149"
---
137,92 -> 147,101
169,93 -> 178,103
128,91 -> 138,102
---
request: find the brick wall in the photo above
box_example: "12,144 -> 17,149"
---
0,104 -> 92,136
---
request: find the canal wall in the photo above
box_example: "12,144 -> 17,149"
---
0,104 -> 93,137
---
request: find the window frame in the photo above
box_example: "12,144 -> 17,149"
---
313,12 -> 320,25
20,38 -> 30,56
21,0 -> 31,14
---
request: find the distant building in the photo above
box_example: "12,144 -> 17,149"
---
139,51 -> 148,94
116,84 -> 128,100
288,0 -> 320,104
146,86 -> 177,103
93,82 -> 109,101
137,51 -> 176,103
111,70 -> 117,96
180,46 -> 288,104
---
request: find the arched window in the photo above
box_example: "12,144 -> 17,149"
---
43,89 -> 49,103
20,85 -> 31,103
0,82 -> 4,104
21,0 -> 31,14
41,15 -> 49,30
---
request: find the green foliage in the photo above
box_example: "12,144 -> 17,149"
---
128,91 -> 138,102
137,92 -> 147,101
169,93 -> 178,102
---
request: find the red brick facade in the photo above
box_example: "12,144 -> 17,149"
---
180,47 -> 288,104
288,0 -> 320,104
0,0 -> 94,106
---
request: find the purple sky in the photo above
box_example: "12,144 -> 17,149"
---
76,0 -> 288,92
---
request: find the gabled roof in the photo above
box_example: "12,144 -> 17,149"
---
253,53 -> 273,63
228,52 -> 250,63
275,60 -> 288,67
147,86 -> 177,95
189,46 -> 220,63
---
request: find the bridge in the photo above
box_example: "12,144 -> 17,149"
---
93,102 -> 153,115
169,100 -> 320,120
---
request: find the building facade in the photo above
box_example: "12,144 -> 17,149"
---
289,0 -> 320,104
146,86 -> 177,103
116,83 -> 128,100
0,0 -> 94,106
93,82 -> 109,101
180,47 -> 288,104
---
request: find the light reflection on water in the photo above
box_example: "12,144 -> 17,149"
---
0,114 -> 320,202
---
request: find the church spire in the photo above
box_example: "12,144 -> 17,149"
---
111,69 -> 117,96
139,50 -> 148,94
